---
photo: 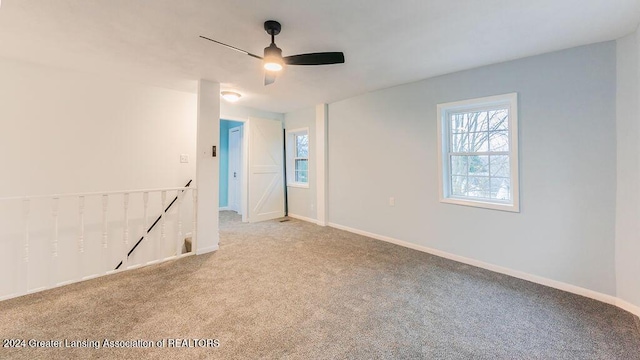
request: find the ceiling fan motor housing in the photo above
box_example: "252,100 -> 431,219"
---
264,43 -> 282,58
264,20 -> 282,36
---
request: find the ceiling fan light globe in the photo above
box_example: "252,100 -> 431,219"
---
263,44 -> 284,72
264,61 -> 283,72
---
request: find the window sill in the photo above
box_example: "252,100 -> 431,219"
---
287,183 -> 310,189
440,197 -> 519,213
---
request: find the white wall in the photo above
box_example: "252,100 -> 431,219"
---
616,29 -> 640,310
284,106 -> 317,220
0,58 -> 197,197
220,102 -> 284,123
0,58 -> 199,297
196,80 -> 221,254
328,42 -> 617,295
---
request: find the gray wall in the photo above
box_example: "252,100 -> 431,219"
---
328,42 -> 617,295
284,106 -> 317,220
616,30 -> 640,308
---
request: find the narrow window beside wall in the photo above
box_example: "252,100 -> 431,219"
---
437,93 -> 519,212
287,128 -> 309,188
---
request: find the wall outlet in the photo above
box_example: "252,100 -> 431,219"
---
389,197 -> 395,206
180,154 -> 189,163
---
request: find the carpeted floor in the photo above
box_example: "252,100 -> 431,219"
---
0,211 -> 639,359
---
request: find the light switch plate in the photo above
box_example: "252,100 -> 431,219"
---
180,154 -> 189,163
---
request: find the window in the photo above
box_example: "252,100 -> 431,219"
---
286,128 -> 309,188
437,93 -> 519,212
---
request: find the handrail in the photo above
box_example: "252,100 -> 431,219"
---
0,186 -> 194,201
0,180 -> 197,301
114,179 -> 193,270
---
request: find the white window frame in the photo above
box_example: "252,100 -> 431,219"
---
436,93 -> 519,212
286,127 -> 310,189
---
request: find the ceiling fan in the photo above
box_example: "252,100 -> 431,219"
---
200,20 -> 345,85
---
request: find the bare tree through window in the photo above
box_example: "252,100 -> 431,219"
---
449,109 -> 510,200
294,133 -> 309,183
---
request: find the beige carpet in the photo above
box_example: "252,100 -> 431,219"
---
0,211 -> 638,359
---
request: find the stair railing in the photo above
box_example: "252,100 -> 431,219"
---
0,180 -> 196,301
115,180 -> 192,270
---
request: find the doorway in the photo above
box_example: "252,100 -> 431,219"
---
219,119 -> 244,216
219,117 -> 285,224
228,126 -> 242,214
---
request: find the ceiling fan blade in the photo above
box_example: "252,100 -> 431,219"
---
264,70 -> 278,86
199,36 -> 262,60
284,52 -> 345,66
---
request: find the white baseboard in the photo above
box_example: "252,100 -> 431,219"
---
0,293 -> 20,302
287,213 -> 319,225
0,253 -> 197,303
616,298 -> 640,318
328,222 -> 639,318
196,244 -> 219,255
219,207 -> 230,211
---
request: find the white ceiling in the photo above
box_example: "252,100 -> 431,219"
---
0,0 -> 638,113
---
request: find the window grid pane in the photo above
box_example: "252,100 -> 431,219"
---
295,170 -> 308,183
289,130 -> 309,185
296,134 -> 309,157
446,105 -> 511,203
294,158 -> 308,184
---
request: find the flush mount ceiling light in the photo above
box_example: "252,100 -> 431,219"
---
221,91 -> 241,102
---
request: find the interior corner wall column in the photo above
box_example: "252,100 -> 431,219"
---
316,103 -> 329,226
614,29 -> 640,312
195,80 -> 220,254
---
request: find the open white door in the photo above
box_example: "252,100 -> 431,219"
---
246,117 -> 285,222
228,126 -> 242,214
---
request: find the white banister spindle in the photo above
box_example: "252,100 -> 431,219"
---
176,190 -> 183,256
102,195 -> 109,273
23,199 -> 30,293
192,189 -> 197,253
122,193 -> 130,269
142,192 -> 151,262
160,191 -> 167,258
78,196 -> 85,253
50,198 -> 59,287
52,198 -> 59,258
77,196 -> 85,278
102,195 -> 109,249
23,199 -> 30,262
